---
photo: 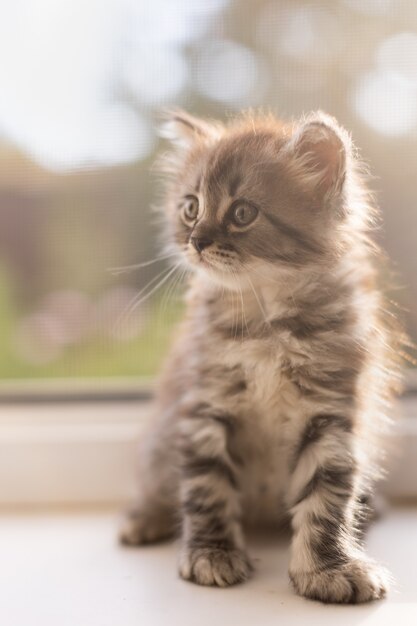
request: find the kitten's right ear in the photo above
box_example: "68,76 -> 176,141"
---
283,112 -> 351,200
159,110 -> 222,149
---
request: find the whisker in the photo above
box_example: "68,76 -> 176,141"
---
108,251 -> 178,275
117,263 -> 180,331
156,264 -> 186,338
250,266 -> 280,284
158,275 -> 177,329
241,260 -> 280,285
129,263 -> 181,315
230,269 -> 241,342
161,264 -> 188,318
234,288 -> 239,342
125,264 -> 174,314
239,282 -> 250,339
240,287 -> 250,335
160,270 -> 178,318
247,274 -> 269,326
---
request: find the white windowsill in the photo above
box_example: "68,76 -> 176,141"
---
1,505 -> 417,626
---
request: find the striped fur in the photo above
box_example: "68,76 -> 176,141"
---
120,110 -> 402,602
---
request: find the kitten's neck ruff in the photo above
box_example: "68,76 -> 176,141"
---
187,249 -> 366,338
190,263 -> 327,328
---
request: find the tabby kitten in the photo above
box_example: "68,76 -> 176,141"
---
120,110 -> 401,603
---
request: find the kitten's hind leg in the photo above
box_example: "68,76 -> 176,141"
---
119,501 -> 177,546
119,410 -> 179,546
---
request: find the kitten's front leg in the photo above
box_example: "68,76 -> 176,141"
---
178,405 -> 252,587
287,411 -> 389,604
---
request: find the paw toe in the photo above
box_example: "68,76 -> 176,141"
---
291,559 -> 390,604
179,547 -> 253,587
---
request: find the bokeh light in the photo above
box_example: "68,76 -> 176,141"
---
353,31 -> 417,137
195,39 -> 267,107
0,0 -> 228,171
123,46 -> 188,106
257,3 -> 344,64
377,32 -> 417,87
353,71 -> 417,136
341,0 -> 395,16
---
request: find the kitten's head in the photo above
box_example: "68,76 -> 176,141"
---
159,110 -> 354,289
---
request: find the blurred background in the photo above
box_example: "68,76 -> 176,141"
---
0,0 -> 416,381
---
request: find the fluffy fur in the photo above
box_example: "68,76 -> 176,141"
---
120,110 -> 402,603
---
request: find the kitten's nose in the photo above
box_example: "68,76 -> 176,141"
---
191,236 -> 213,253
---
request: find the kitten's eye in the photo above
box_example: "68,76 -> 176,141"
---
182,196 -> 199,222
232,202 -> 258,227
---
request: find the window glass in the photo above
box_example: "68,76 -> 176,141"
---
0,0 -> 416,380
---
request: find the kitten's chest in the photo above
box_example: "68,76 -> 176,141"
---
238,343 -> 302,453
223,331 -> 302,420
237,366 -> 300,524
222,336 -> 306,523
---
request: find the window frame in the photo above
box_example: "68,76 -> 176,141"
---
0,374 -> 416,507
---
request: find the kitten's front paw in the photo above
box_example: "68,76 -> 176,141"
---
179,546 -> 253,587
290,559 -> 390,604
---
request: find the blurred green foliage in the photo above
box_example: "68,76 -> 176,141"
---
0,268 -> 183,379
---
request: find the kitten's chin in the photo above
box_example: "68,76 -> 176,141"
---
206,269 -> 242,290
183,249 -> 234,286
191,262 -> 233,288
192,261 -> 256,292
185,257 -> 241,290
184,248 -> 276,291
191,258 -> 291,293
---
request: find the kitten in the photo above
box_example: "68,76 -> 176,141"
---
120,110 -> 402,603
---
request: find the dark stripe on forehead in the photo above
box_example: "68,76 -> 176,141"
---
264,212 -> 323,256
204,131 -> 275,208
228,174 -> 242,197
194,174 -> 203,192
204,156 -> 237,209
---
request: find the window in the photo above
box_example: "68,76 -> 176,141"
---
0,0 -> 416,505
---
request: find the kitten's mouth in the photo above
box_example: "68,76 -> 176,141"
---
198,252 -> 233,271
186,242 -> 240,277
198,256 -> 219,272
191,251 -> 211,268
199,258 -> 243,284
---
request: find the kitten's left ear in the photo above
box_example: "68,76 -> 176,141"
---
160,109 -> 222,149
284,112 -> 351,198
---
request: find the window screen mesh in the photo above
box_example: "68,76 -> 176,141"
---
0,0 -> 416,379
